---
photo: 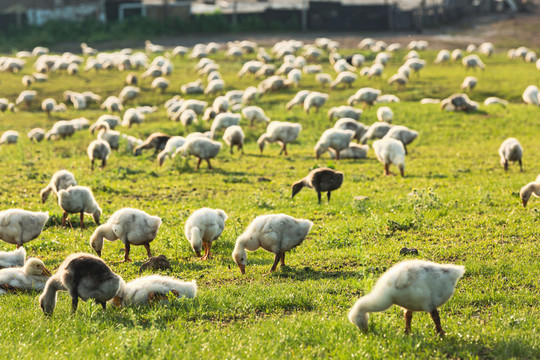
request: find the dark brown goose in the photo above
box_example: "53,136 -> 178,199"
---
291,168 -> 344,204
134,132 -> 171,156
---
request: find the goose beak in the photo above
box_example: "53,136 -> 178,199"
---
42,266 -> 52,277
196,250 -> 201,257
238,263 -> 245,275
95,249 -> 102,257
522,199 -> 528,207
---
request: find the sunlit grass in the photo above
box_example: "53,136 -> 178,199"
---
0,47 -> 539,359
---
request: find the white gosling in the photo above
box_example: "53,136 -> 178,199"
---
328,106 -> 362,121
57,185 -> 101,228
174,137 -> 222,169
258,121 -> 302,155
157,136 -> 186,166
522,85 -> 539,106
0,130 -> 19,145
520,174 -> 540,207
286,90 -> 310,110
87,139 -> 111,170
333,118 -> 368,142
39,253 -> 122,315
360,122 -> 393,144
348,260 -> 465,336
111,276 -> 197,307
90,208 -> 161,262
223,125 -> 245,154
314,129 -> 354,160
373,138 -> 406,176
184,208 -> 227,259
376,106 -> 394,123
0,209 -> 49,248
0,247 -> 26,268
383,125 -> 419,154
303,92 -> 329,113
242,106 -> 270,125
232,214 -> 313,274
40,170 -> 77,203
498,138 -> 523,171
0,258 -> 51,295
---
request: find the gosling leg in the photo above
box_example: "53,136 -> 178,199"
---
62,211 -> 68,226
270,252 -> 281,273
280,252 -> 285,267
404,310 -> 413,334
206,159 -> 213,169
143,243 -> 152,258
327,191 -> 331,202
80,212 -> 84,229
519,159 -> 523,172
317,191 -> 322,204
122,243 -> 132,263
430,309 -> 445,336
196,158 -> 202,170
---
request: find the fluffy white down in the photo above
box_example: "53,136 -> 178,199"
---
0,130 -> 19,145
373,138 -> 405,169
376,107 -> 394,123
232,214 -> 313,266
113,276 -> 197,306
157,136 -> 186,166
210,112 -> 241,138
40,170 -> 77,203
184,208 -> 228,255
90,208 -> 161,253
314,128 -> 354,158
498,138 -> 523,165
57,186 -> 101,219
348,260 -> 465,331
522,85 -> 539,106
257,121 -> 302,153
303,92 -> 329,113
175,137 -> 222,160
0,258 -> 51,293
0,209 -> 49,246
0,247 -> 26,268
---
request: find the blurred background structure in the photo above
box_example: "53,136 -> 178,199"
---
0,0 -> 528,32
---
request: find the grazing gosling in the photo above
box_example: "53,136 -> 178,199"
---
498,138 -> 523,171
40,170 -> 77,203
39,253 -> 122,315
184,208 -> 227,259
57,186 -> 101,228
0,247 -> 26,268
292,168 -> 344,204
348,260 -> 464,336
373,138 -> 406,176
519,174 -> 540,207
232,214 -> 313,274
110,276 -> 197,307
87,139 -> 111,170
90,208 -> 161,263
0,209 -> 49,248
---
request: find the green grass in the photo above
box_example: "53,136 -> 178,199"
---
0,46 -> 539,359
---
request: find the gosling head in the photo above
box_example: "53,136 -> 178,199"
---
24,258 -> 52,277
232,247 -> 247,275
291,181 -> 304,199
520,184 -> 534,207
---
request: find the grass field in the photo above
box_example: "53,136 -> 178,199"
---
0,44 -> 539,359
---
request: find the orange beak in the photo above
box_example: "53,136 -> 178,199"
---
238,263 -> 245,275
